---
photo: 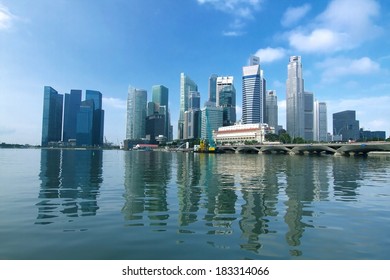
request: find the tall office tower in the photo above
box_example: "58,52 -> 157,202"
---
86,90 -> 104,146
183,109 -> 201,140
333,110 -> 360,141
63,89 -> 82,142
41,86 -> 63,146
152,85 -> 169,138
314,101 -> 328,142
188,91 -> 201,110
178,73 -> 198,139
76,99 -> 94,146
242,56 -> 265,124
265,90 -> 278,129
304,91 -> 314,141
201,105 -> 223,140
126,86 -> 147,140
216,76 -> 236,126
208,74 -> 218,103
146,114 -> 165,143
286,56 -> 305,139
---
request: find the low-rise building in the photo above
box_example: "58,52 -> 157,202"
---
214,123 -> 274,145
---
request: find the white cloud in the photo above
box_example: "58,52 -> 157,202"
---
281,3 -> 311,27
103,97 -> 127,109
0,4 -> 16,30
317,56 -> 380,82
197,0 -> 263,36
287,0 -> 382,53
254,47 -> 286,63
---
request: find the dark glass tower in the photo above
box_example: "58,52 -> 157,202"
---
76,100 -> 95,146
333,110 -> 360,141
41,86 -> 63,146
86,90 -> 104,146
63,89 -> 82,142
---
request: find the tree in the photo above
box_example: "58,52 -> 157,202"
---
265,133 -> 279,142
279,133 -> 291,144
293,137 -> 305,144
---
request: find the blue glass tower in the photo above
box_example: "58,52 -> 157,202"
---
76,100 -> 95,146
86,90 -> 104,146
41,86 -> 63,146
63,89 -> 82,142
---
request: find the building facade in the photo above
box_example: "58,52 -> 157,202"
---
216,76 -> 236,126
208,74 -> 218,103
304,91 -> 314,141
127,86 -> 147,140
152,85 -> 170,139
201,106 -> 223,141
286,56 -> 305,139
178,73 -> 198,139
214,123 -> 274,144
314,101 -> 328,142
265,90 -> 278,130
333,110 -> 360,141
63,89 -> 82,142
76,99 -> 94,146
41,86 -> 63,146
242,56 -> 265,124
86,90 -> 104,146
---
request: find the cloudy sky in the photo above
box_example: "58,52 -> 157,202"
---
1,0 -> 389,144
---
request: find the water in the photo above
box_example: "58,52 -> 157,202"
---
1,148 -> 389,260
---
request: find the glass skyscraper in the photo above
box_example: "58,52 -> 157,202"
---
76,100 -> 94,146
86,90 -> 104,146
304,91 -> 314,141
265,90 -> 278,129
286,56 -> 305,139
216,76 -> 236,126
41,86 -> 63,146
242,56 -> 265,124
63,89 -> 82,142
314,101 -> 328,142
152,85 -> 170,139
208,74 -> 218,103
201,106 -> 223,140
178,73 -> 198,139
127,86 -> 147,140
333,110 -> 360,141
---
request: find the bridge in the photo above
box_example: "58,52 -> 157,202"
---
217,142 -> 390,156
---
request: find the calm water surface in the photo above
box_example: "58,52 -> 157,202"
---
0,148 -> 389,259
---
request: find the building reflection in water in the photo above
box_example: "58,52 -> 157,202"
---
332,157 -> 362,201
36,149 -> 103,225
122,151 -> 171,228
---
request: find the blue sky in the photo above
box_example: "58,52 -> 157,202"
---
1,0 -> 390,144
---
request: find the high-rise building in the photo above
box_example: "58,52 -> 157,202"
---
86,90 -> 104,146
201,106 -> 223,140
333,110 -> 360,141
216,76 -> 236,126
63,89 -> 82,142
314,101 -> 328,142
304,91 -> 314,141
286,56 -> 305,139
188,91 -> 201,110
242,56 -> 265,124
178,73 -> 198,139
265,90 -> 278,130
146,114 -> 165,143
184,109 -> 201,140
41,86 -> 63,146
208,74 -> 218,103
152,85 -> 170,138
76,99 -> 94,146
127,86 -> 147,140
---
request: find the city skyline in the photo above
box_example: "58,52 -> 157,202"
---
1,0 -> 390,144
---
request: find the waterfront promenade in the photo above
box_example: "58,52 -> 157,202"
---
217,142 -> 390,156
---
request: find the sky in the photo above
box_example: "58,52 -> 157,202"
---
1,0 -> 390,145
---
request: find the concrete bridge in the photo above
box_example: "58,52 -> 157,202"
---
217,142 -> 390,156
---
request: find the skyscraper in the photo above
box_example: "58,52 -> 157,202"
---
208,74 -> 218,103
286,56 -> 305,139
201,105 -> 223,140
242,56 -> 265,124
41,86 -> 63,146
304,91 -> 314,141
188,91 -> 201,110
86,90 -> 104,146
216,76 -> 236,126
127,86 -> 147,140
76,99 -> 94,146
314,101 -> 328,142
63,89 -> 82,142
265,90 -> 278,129
178,73 -> 198,139
333,110 -> 360,141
